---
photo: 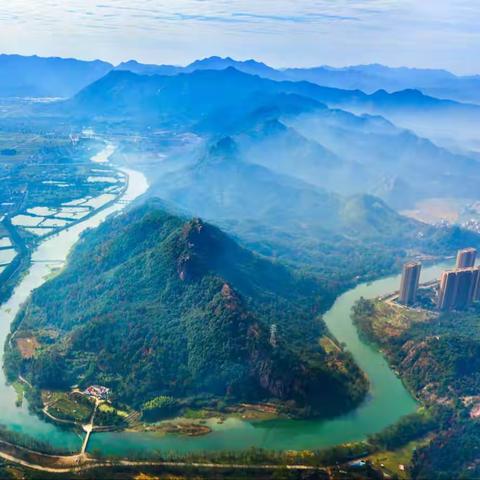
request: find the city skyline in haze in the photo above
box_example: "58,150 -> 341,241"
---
0,1 -> 479,75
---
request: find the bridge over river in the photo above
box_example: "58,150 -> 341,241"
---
0,144 -> 455,458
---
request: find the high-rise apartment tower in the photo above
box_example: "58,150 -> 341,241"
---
456,248 -> 477,269
399,261 -> 422,306
438,266 -> 480,311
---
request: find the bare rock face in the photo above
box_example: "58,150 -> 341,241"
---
254,357 -> 289,398
176,219 -> 208,281
177,252 -> 191,281
250,352 -> 311,401
221,282 -> 233,298
221,283 -> 243,311
182,218 -> 205,245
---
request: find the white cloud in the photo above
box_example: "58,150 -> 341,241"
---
0,0 -> 478,73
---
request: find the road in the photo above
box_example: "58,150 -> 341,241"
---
0,442 -> 326,475
81,398 -> 100,455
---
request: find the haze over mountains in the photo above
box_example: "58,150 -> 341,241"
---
43,59 -> 479,281
148,133 -> 479,280
0,54 -> 112,97
68,61 -> 480,150
3,51 -> 480,149
2,53 -> 480,106
69,67 -> 480,207
4,51 -> 480,282
115,56 -> 480,105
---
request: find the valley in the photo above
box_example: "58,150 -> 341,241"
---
1,55 -> 480,479
3,132 -> 446,479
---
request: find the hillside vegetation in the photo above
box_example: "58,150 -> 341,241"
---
352,299 -> 480,478
6,201 -> 367,416
149,135 -> 480,283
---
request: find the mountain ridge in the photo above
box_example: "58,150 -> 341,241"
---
0,53 -> 113,97
68,66 -> 480,126
6,201 -> 367,416
3,52 -> 480,105
113,55 -> 480,104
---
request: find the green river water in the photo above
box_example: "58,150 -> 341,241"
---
0,146 -> 452,456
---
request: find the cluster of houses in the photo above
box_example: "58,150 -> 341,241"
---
83,385 -> 110,400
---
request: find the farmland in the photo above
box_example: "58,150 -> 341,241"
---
0,113 -> 127,302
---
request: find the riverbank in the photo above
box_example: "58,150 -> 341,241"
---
81,263 -> 452,457
0,438 -> 331,477
0,418 -> 414,479
1,252 -> 451,457
349,277 -> 480,478
0,139 -> 456,459
0,144 -> 149,453
0,427 -> 377,478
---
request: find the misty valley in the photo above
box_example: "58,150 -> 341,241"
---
1,53 -> 480,480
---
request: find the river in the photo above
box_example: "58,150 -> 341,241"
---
0,145 -> 148,452
90,261 -> 452,456
0,147 -> 452,455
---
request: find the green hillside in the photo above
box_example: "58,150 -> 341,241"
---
151,137 -> 480,283
6,201 -> 367,416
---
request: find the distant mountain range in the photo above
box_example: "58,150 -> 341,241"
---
105,58 -> 480,150
61,65 -> 480,276
0,55 -> 474,200
69,66 -> 480,123
68,67 -> 480,209
2,52 -> 479,148
115,56 -> 480,105
284,64 -> 480,105
115,56 -> 285,81
0,54 -> 112,97
1,53 -> 480,106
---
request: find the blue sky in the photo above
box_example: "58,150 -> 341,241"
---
0,0 -> 479,74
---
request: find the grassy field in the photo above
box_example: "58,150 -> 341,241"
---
367,436 -> 432,480
44,392 -> 94,424
98,402 -> 129,418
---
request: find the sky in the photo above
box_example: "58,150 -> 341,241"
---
0,0 -> 479,74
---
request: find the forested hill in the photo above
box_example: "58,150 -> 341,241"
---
6,201 -> 367,416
